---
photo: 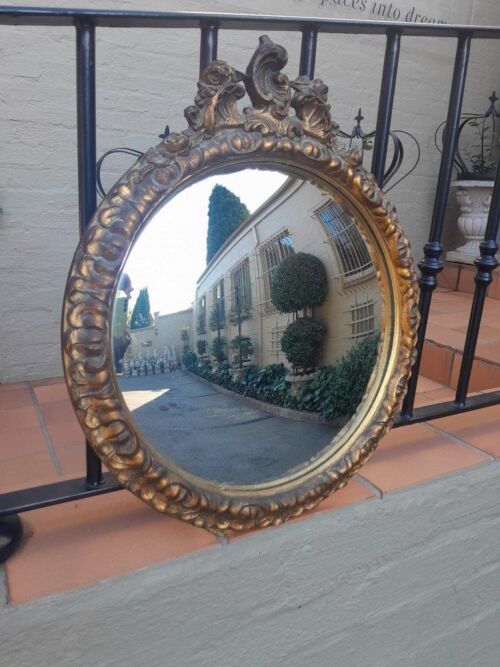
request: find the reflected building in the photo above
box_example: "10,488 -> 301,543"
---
125,307 -> 193,363
194,177 -> 381,370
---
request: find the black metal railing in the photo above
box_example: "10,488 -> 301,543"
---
0,7 -> 499,558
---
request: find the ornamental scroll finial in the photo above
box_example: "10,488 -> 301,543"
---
177,35 -> 337,146
184,61 -> 246,135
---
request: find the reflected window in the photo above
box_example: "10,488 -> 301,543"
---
350,299 -> 375,341
259,230 -> 294,308
213,279 -> 225,324
197,294 -> 207,334
317,201 -> 373,279
230,258 -> 252,315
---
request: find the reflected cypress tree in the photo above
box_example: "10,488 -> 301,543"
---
206,185 -> 250,263
130,287 -> 152,329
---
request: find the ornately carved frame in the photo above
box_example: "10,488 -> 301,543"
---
62,36 -> 419,532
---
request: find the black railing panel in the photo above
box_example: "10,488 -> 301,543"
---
0,8 -> 499,550
401,33 -> 472,416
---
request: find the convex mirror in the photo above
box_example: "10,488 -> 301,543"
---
62,36 -> 418,531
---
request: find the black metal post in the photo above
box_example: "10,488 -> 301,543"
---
371,31 -> 401,186
299,26 -> 318,78
199,23 -> 218,75
401,33 -> 471,417
76,19 -> 103,487
0,515 -> 23,564
455,160 -> 500,405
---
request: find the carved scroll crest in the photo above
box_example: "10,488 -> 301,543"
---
173,34 -> 337,145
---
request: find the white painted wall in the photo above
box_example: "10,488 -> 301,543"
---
1,462 -> 499,666
0,0 -> 498,382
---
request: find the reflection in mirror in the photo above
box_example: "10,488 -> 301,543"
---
112,169 -> 381,485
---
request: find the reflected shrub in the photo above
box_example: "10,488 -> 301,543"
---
230,335 -> 254,365
182,351 -> 198,371
186,336 -> 378,420
281,317 -> 327,374
294,335 -> 379,419
271,252 -> 328,313
210,336 -> 227,364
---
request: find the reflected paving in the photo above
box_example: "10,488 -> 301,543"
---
118,370 -> 340,485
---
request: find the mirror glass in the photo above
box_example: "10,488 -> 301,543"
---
112,169 -> 382,485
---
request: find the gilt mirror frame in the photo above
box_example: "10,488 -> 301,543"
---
62,36 -> 419,532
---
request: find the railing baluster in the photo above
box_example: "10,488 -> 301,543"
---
455,160 -> 500,405
299,26 -> 318,78
199,23 -> 218,75
371,31 -> 401,186
401,33 -> 472,417
76,19 -> 103,488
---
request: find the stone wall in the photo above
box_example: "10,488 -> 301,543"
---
0,0 -> 498,382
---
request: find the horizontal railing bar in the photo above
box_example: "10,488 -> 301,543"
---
394,390 -> 500,427
0,7 -> 499,38
0,473 -> 121,517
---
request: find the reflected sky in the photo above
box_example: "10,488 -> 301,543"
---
124,169 -> 288,316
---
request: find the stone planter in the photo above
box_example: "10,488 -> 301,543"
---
446,179 -> 494,264
288,370 -> 320,394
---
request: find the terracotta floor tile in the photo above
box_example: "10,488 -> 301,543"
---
39,399 -> 77,425
0,387 -> 34,411
432,404 -> 500,458
438,265 -> 459,291
0,405 -> 39,432
0,451 -> 59,494
46,419 -> 85,449
457,267 -> 476,294
455,324 -> 500,340
420,342 -> 454,386
487,277 -> 500,301
416,376 -> 446,393
30,376 -> 65,388
414,387 -> 456,407
0,382 -> 30,393
56,445 -> 86,477
0,425 -> 48,462
425,324 -> 466,351
6,491 -> 218,604
428,313 -> 470,331
33,382 -> 70,404
357,423 -> 488,493
449,353 -> 500,392
475,342 -> 500,364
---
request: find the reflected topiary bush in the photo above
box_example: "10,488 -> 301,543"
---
210,336 -> 227,364
230,335 -> 254,365
280,317 -> 327,374
271,252 -> 328,314
182,351 -> 198,371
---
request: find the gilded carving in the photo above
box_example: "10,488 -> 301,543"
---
62,36 -> 419,532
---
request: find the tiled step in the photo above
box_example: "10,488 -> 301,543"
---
439,260 -> 500,300
421,286 -> 500,391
